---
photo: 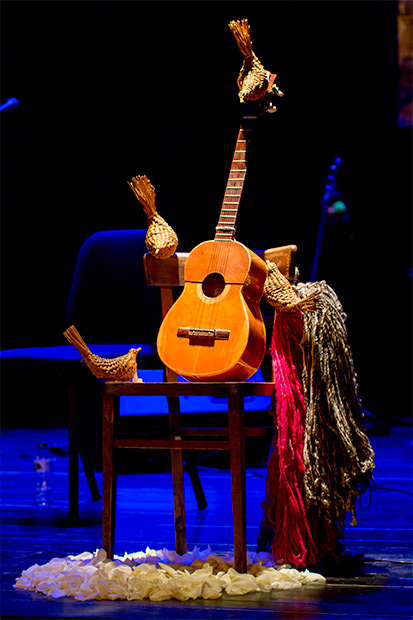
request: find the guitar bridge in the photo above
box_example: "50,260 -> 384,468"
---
177,327 -> 231,347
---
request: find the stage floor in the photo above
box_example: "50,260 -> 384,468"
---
1,424 -> 412,619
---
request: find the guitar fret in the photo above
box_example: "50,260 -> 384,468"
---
214,118 -> 257,242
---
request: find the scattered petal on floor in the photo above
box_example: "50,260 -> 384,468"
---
14,547 -> 326,601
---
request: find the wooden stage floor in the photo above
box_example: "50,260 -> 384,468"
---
0,424 -> 412,619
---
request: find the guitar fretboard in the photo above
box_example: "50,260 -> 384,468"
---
215,116 -> 257,241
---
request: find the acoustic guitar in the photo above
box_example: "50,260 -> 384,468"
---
157,89 -> 281,381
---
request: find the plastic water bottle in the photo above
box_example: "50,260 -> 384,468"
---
34,443 -> 53,505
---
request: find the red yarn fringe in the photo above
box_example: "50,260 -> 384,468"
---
260,311 -> 318,568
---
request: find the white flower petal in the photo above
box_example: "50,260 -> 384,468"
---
14,547 -> 326,601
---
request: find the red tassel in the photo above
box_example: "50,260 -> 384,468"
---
260,311 -> 318,568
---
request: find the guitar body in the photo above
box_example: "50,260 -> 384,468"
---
157,239 -> 268,381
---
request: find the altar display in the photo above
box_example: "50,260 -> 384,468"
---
15,17 -> 375,601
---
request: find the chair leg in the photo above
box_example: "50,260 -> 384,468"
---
185,460 -> 207,510
102,394 -> 117,559
68,387 -> 79,522
79,448 -> 101,501
228,392 -> 247,574
171,449 -> 187,556
68,382 -> 102,514
167,394 -> 187,555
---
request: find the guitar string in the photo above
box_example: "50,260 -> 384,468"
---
203,128 -> 245,335
194,128 -> 242,333
202,122 -> 251,337
189,117 -> 255,373
210,122 -> 251,341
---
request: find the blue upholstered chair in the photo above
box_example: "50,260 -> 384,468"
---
0,229 -> 163,519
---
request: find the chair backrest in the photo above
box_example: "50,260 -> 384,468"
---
143,244 -> 297,381
143,244 -> 297,318
65,230 -> 162,344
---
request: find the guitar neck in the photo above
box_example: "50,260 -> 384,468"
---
215,114 -> 258,241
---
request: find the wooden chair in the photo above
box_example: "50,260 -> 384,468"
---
102,244 -> 297,573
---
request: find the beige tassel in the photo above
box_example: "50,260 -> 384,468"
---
128,175 -> 178,259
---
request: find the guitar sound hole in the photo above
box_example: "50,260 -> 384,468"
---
202,272 -> 226,298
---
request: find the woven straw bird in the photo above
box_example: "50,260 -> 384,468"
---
128,175 -> 178,259
63,325 -> 142,382
264,261 -> 319,313
229,19 -> 284,105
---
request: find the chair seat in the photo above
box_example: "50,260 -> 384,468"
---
0,344 -> 161,373
105,380 -> 274,398
0,343 -> 161,428
120,369 -> 272,415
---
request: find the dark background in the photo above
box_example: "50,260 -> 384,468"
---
1,1 -> 411,421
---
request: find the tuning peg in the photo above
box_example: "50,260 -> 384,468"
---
265,103 -> 278,114
270,84 -> 284,98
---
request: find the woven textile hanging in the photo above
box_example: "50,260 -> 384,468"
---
258,265 -> 375,569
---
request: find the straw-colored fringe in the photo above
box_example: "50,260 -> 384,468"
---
128,175 -> 178,259
229,19 -> 270,103
297,281 -> 375,553
63,325 -> 141,382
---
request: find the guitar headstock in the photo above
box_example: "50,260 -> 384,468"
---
241,79 -> 284,119
259,72 -> 284,114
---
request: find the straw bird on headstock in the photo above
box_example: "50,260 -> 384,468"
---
229,19 -> 284,109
